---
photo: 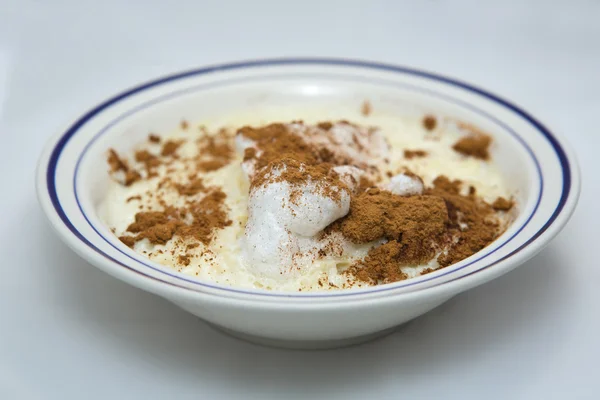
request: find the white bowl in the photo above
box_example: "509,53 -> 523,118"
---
36,59 -> 580,349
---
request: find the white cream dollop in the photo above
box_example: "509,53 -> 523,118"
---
385,173 -> 424,196
332,165 -> 365,192
241,164 -> 351,278
289,122 -> 390,168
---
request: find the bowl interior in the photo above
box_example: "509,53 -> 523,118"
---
44,61 -> 569,298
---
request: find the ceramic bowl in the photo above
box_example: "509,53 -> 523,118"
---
36,59 -> 580,349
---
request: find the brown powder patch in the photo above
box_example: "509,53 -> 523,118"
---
161,140 -> 182,157
124,210 -> 182,245
118,189 -> 231,247
423,115 -> 437,131
148,134 -> 161,143
196,160 -> 223,172
180,120 -> 189,130
452,134 -> 492,160
126,195 -> 141,203
252,157 -> 348,204
492,196 -> 513,211
342,174 -> 504,284
119,236 -> 136,248
420,267 -> 437,275
135,150 -> 158,164
178,254 -> 191,266
178,189 -> 232,244
239,122 -> 384,205
107,149 -> 128,172
361,100 -> 372,116
427,176 -> 500,267
134,149 -> 162,176
127,211 -> 171,233
238,122 -> 374,174
340,189 -> 448,267
196,130 -> 235,172
317,122 -> 333,130
404,149 -> 428,159
347,242 -> 409,284
238,123 -> 321,170
186,243 -> 199,250
357,176 -> 375,193
124,170 -> 142,186
175,178 -> 206,196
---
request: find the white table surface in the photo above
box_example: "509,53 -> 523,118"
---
1,0 -> 598,398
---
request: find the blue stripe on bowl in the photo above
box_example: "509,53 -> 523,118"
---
46,58 -> 571,298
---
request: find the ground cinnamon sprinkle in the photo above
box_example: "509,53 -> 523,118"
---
178,189 -> 232,244
107,148 -> 140,185
452,134 -> 492,160
238,122 -> 388,208
238,123 -> 321,170
238,122 -> 377,173
123,170 -> 141,186
404,149 -> 428,159
341,189 -> 448,243
427,176 -> 500,267
317,122 -> 333,130
196,130 -> 235,172
148,134 -> 161,143
340,189 -> 448,267
119,235 -> 136,248
107,149 -> 128,172
126,195 -> 142,203
124,210 -> 182,245
423,115 -> 437,131
252,157 -> 347,203
341,174 -> 503,283
118,188 -> 232,247
175,177 -> 205,196
161,140 -> 182,157
127,210 -> 172,233
361,100 -> 372,116
178,254 -> 191,266
492,196 -> 513,211
134,149 -> 162,176
347,242 -> 409,284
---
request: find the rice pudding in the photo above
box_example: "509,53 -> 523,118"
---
100,107 -> 515,292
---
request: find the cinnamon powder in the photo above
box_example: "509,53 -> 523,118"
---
161,140 -> 182,157
196,130 -> 235,172
108,149 -> 128,172
361,101 -> 372,116
423,115 -> 437,131
347,242 -> 409,284
343,175 -> 502,283
175,178 -> 206,196
452,134 -> 491,160
404,149 -> 428,159
119,188 -> 232,248
252,157 -> 347,203
492,196 -> 513,211
427,176 -> 500,267
107,149 -> 142,186
238,123 -> 321,170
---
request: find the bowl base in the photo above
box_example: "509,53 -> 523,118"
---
209,324 -> 398,350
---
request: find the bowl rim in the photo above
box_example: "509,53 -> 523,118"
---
36,57 -> 581,303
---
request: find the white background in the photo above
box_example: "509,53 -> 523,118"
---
0,0 -> 598,398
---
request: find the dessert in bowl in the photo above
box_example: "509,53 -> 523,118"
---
37,59 -> 579,348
